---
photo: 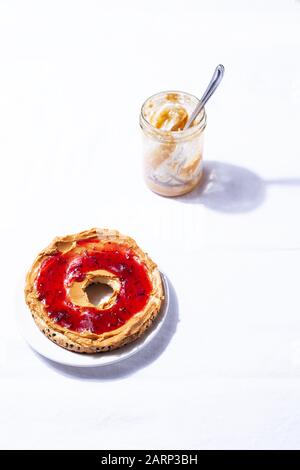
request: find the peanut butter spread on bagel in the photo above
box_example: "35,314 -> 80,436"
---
25,228 -> 163,353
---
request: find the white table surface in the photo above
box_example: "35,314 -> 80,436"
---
1,0 -> 300,450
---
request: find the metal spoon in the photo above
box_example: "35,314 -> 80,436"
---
184,64 -> 225,129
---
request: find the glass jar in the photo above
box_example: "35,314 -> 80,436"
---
140,90 -> 207,197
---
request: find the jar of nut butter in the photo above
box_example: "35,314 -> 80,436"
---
140,91 -> 207,197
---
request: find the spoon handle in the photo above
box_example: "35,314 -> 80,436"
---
184,64 -> 225,129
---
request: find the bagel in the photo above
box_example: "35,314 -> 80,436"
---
25,228 -> 163,353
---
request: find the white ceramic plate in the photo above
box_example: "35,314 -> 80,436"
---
17,273 -> 169,367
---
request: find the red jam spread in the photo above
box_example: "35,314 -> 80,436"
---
35,240 -> 152,334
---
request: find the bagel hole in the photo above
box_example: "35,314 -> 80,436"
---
85,282 -> 114,306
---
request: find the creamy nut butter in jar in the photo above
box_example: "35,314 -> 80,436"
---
140,91 -> 206,197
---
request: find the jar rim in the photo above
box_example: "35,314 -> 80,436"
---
140,90 -> 207,140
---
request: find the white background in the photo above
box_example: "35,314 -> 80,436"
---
1,0 -> 300,450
